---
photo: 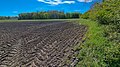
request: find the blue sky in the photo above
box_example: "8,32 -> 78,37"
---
0,0 -> 102,16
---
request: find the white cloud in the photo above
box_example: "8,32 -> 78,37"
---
37,0 -> 75,5
77,0 -> 93,2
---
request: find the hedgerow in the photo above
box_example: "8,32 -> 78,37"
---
78,0 -> 120,67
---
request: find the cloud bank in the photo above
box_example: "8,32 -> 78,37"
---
37,0 -> 93,5
37,0 -> 75,5
78,0 -> 93,2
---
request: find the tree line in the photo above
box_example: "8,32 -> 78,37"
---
18,11 -> 81,20
0,16 -> 18,20
0,11 -> 81,20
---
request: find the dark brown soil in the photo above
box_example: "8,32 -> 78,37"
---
0,21 -> 87,67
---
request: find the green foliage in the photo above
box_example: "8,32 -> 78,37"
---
0,16 -> 18,20
79,0 -> 120,67
18,11 -> 81,20
76,19 -> 107,67
81,12 -> 89,19
81,0 -> 120,25
97,1 -> 120,25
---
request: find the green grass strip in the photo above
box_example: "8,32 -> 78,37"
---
75,19 -> 108,67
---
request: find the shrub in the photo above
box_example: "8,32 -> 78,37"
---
79,0 -> 120,67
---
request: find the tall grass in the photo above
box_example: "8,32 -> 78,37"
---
75,19 -> 110,67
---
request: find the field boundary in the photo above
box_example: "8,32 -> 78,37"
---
0,19 -> 79,23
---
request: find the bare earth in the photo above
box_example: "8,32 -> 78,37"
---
0,21 -> 87,67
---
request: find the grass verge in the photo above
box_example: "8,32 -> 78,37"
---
75,19 -> 109,67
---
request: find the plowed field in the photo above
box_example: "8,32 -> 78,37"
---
0,21 -> 87,67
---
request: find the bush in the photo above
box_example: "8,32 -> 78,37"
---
79,0 -> 120,67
